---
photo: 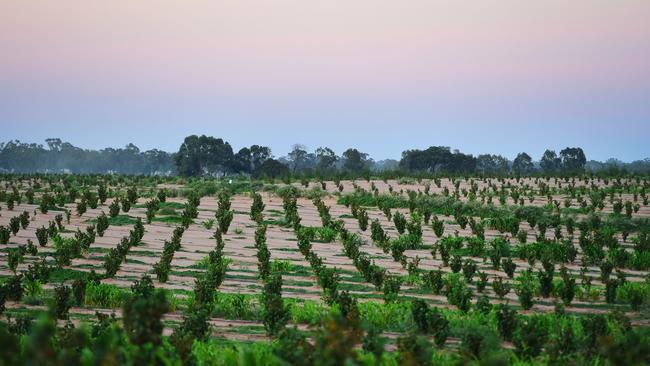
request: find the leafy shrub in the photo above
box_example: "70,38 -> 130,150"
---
4,274 -> 24,301
513,316 -> 548,359
109,199 -> 120,217
72,278 -> 86,306
0,226 -> 10,244
495,304 -> 517,341
263,272 -> 290,336
410,299 -> 449,346
382,275 -> 401,303
53,285 -> 72,319
396,332 -> 433,366
393,211 -> 407,234
123,275 -> 170,348
492,276 -> 511,299
357,208 -> 369,231
423,269 -> 444,295
96,212 -> 109,237
502,257 -> 517,278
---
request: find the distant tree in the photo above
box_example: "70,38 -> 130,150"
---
315,147 -> 338,172
540,150 -> 561,173
513,152 -> 534,175
234,145 -> 272,174
476,154 -> 510,175
250,145 -> 272,172
174,135 -> 234,176
287,144 -> 310,173
342,148 -> 369,172
560,147 -> 586,172
400,146 -> 476,173
233,147 -> 253,174
255,159 -> 289,179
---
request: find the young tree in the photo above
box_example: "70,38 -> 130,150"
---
96,212 -> 109,237
53,285 -> 72,319
263,272 -> 290,336
123,275 -> 170,347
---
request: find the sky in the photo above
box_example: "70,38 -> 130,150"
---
1,0 -> 649,161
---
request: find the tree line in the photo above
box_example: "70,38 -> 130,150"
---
0,138 -> 174,175
1,135 -> 648,176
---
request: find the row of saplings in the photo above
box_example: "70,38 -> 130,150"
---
345,193 -> 648,311
0,211 -> 232,364
258,191 -> 648,364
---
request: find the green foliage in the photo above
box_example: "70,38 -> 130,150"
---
393,211 -> 407,234
0,226 -> 10,244
397,332 -> 434,366
263,272 -> 290,336
495,304 -> 517,341
410,299 -> 449,346
123,275 -> 170,347
382,275 -> 401,303
53,285 -> 72,319
96,212 -> 109,237
109,199 -> 120,217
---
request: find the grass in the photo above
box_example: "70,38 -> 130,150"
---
48,268 -> 90,282
87,214 -> 138,226
152,215 -> 184,224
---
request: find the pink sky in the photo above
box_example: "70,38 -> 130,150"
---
1,0 -> 649,160
3,0 -> 649,93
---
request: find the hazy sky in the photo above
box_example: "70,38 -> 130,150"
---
1,0 -> 649,161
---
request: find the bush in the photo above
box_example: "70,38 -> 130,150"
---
109,199 -> 120,217
382,275 -> 401,303
0,226 -> 10,244
4,275 -> 24,301
516,281 -> 535,310
393,211 -> 407,234
410,299 -> 449,346
462,259 -> 477,282
513,316 -> 548,359
96,212 -> 109,237
53,285 -> 72,319
123,275 -> 170,347
76,199 -> 87,216
492,276 -> 511,299
537,269 -> 554,298
357,208 -> 369,231
558,271 -> 576,306
250,192 -> 265,223
7,248 -> 23,273
495,304 -> 517,341
263,272 -> 290,336
216,209 -> 234,234
0,285 -> 6,315
581,314 -> 608,352
423,269 -> 444,295
72,278 -> 86,306
431,216 -> 444,237
397,332 -> 433,366
502,257 -> 517,278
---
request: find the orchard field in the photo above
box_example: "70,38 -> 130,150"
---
1,173 -> 650,365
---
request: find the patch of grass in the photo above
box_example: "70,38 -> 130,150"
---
87,214 -> 139,226
48,268 -> 89,282
153,215 -> 184,224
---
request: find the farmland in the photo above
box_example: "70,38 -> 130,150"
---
1,173 -> 649,365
